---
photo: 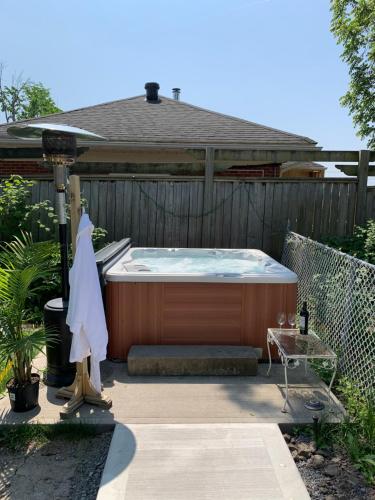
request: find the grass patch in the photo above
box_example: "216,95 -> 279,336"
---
336,378 -> 375,484
0,423 -> 97,450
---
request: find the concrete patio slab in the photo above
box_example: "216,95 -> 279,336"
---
0,355 -> 345,425
97,423 -> 310,500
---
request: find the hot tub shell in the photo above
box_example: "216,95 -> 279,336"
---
105,248 -> 297,360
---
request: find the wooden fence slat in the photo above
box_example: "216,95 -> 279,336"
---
327,183 -> 340,236
192,181 -> 204,247
270,182 -> 285,258
230,181 -> 241,248
187,181 -> 200,247
163,181 -> 174,247
347,183 -> 357,232
138,181 -> 149,246
179,182 -> 190,247
286,182 -> 299,234
201,147 -> 215,247
213,182 -> 225,247
237,183 -> 249,248
222,182 -> 233,248
247,182 -> 265,249
262,182 -> 275,254
312,182 -> 324,241
172,182 -> 183,247
319,183 -> 332,238
114,181 -> 124,241
106,181 -> 116,241
87,180 -> 99,230
296,183 -> 309,236
130,181 -> 141,245
155,182 -> 166,247
146,182 -> 158,247
97,181 -> 108,237
123,180 -> 133,239
336,183 -> 349,236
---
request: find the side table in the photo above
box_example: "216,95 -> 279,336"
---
267,328 -> 337,413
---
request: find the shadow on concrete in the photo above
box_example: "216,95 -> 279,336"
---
97,424 -> 137,498
0,403 -> 41,424
45,386 -> 66,406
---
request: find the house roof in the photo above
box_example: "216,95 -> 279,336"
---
0,94 -> 318,148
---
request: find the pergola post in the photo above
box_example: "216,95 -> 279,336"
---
201,147 -> 215,246
355,149 -> 370,226
69,175 -> 81,256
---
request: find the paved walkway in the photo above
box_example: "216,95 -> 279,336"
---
97,423 -> 310,500
0,356 -> 344,425
0,355 -> 345,499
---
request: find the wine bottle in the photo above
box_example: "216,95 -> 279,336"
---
299,301 -> 309,335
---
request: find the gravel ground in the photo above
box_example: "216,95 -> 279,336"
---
284,433 -> 375,500
0,432 -> 112,500
297,457 -> 375,500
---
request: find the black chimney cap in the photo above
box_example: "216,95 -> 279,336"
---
172,88 -> 181,100
145,82 -> 160,102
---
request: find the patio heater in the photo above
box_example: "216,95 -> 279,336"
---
7,123 -> 106,386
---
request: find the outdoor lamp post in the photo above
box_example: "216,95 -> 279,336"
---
7,123 -> 105,301
7,123 -> 106,386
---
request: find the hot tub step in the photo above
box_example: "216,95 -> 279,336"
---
127,345 -> 258,376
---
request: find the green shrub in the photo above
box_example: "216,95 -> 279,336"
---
336,377 -> 375,484
0,175 -> 56,243
26,240 -> 61,322
0,233 -> 59,385
306,363 -> 375,485
0,176 -> 108,320
323,219 -> 375,264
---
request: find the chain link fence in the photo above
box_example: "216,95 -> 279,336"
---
282,231 -> 375,398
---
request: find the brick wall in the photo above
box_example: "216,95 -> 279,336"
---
217,164 -> 281,177
0,160 -> 47,177
0,160 -> 282,178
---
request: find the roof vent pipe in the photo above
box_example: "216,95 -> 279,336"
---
172,88 -> 181,101
145,82 -> 160,102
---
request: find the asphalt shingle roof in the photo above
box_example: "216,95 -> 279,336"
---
0,95 -> 317,147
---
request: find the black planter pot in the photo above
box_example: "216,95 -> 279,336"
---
6,373 -> 40,412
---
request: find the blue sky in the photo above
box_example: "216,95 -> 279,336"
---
0,0 -> 369,178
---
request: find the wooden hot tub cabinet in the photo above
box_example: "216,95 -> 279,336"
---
106,281 -> 297,360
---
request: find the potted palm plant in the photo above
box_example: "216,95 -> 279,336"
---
0,233 -> 57,412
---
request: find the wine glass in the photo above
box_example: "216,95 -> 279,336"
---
276,312 -> 286,330
288,313 -> 296,329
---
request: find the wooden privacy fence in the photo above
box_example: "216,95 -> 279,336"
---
30,176 -> 371,258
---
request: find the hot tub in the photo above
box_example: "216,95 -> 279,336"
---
105,248 -> 297,360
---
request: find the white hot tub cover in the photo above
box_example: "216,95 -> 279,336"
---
66,213 -> 108,393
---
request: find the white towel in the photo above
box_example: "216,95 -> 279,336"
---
66,213 -> 108,393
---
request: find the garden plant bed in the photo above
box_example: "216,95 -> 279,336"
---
283,431 -> 375,500
0,425 -> 112,500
